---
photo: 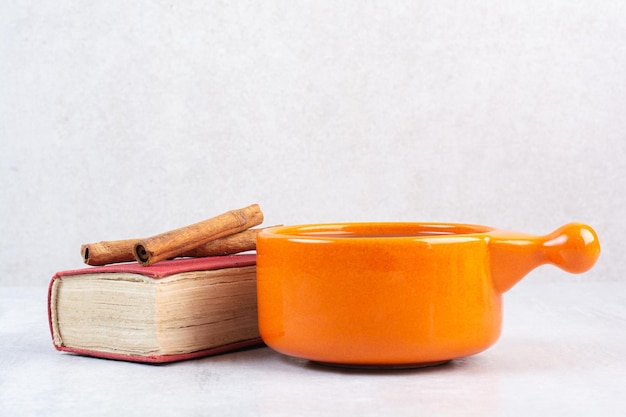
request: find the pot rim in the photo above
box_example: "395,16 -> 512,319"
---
259,222 -> 496,240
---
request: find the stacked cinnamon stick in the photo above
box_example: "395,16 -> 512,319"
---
81,204 -> 269,266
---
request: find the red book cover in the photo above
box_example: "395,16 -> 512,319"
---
48,254 -> 263,363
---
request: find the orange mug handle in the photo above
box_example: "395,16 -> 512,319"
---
489,223 -> 601,293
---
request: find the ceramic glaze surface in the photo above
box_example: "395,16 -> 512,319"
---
256,222 -> 600,366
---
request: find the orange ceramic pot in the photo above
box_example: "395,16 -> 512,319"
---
256,222 -> 600,367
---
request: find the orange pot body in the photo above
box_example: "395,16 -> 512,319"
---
256,222 -> 600,367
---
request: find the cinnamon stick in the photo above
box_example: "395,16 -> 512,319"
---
183,226 -> 279,257
133,204 -> 263,266
82,227 -> 272,265
82,239 -> 138,266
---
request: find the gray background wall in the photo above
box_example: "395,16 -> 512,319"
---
2,1 -> 624,285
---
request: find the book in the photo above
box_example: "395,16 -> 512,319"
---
47,254 -> 263,363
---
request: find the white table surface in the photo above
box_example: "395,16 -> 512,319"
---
1,280 -> 625,417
